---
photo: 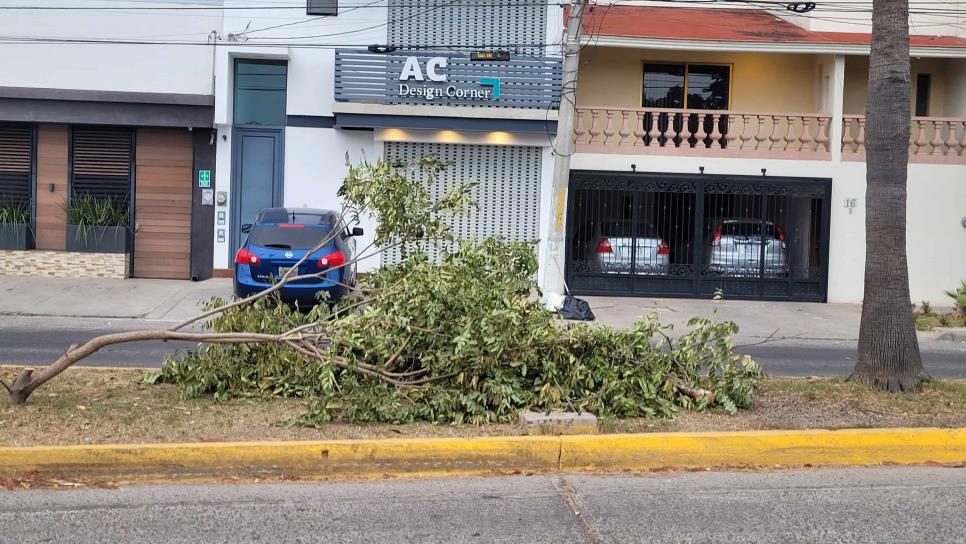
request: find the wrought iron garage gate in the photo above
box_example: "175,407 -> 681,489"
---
566,171 -> 832,302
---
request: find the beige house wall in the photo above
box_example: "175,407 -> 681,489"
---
844,56 -> 949,116
946,59 -> 966,118
576,47 -> 820,113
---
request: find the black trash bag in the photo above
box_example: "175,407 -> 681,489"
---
558,295 -> 595,321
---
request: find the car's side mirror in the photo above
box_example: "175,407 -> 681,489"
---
351,227 -> 364,237
241,224 -> 252,234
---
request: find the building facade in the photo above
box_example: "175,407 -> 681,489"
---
210,0 -> 564,286
1,1 -> 965,307
554,1 -> 966,305
0,0 -> 564,286
0,2 -> 218,279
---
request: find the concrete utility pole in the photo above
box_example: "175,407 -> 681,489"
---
542,0 -> 584,296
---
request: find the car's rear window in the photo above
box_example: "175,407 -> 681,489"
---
601,222 -> 660,238
258,209 -> 332,225
720,222 -> 777,237
248,225 -> 332,250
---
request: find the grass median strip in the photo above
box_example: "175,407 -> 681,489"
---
2,366 -> 965,448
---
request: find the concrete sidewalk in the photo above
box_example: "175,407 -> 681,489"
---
0,275 -> 867,342
0,277 -> 232,321
586,296 -> 863,341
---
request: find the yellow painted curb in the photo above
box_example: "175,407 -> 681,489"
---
0,436 -> 560,483
0,428 -> 963,484
560,428 -> 966,471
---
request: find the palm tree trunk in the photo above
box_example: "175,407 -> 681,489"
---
850,0 -> 928,392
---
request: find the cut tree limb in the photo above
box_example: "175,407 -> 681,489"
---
4,329 -> 321,406
665,374 -> 716,405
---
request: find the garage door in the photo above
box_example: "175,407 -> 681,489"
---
132,129 -> 193,279
566,171 -> 831,302
382,142 -> 541,265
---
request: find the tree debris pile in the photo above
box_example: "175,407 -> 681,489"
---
158,239 -> 762,425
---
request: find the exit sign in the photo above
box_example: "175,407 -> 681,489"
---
198,169 -> 211,188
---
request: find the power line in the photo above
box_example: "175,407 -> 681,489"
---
0,1 -> 565,9
244,0 -> 465,40
0,36 -> 560,49
236,0 -> 386,36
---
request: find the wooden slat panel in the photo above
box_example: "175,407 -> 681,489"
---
35,125 -> 68,250
133,128 -> 192,280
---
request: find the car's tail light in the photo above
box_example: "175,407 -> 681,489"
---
596,238 -> 613,254
778,230 -> 785,242
318,250 -> 346,268
234,248 -> 260,265
710,225 -> 722,246
657,240 -> 670,255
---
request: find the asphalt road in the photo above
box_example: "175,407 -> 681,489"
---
1,467 -> 964,543
1,316 -> 963,377
741,339 -> 966,378
0,316 -> 198,368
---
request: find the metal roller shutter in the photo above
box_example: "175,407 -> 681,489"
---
70,128 -> 134,200
0,124 -> 33,206
383,141 -> 542,265
388,0 -> 548,55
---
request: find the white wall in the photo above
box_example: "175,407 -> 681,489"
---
776,0 -> 966,37
569,153 -> 966,305
283,127 -> 380,271
0,0 -> 217,95
906,163 -> 966,306
218,0 -> 387,116
212,127 -> 234,270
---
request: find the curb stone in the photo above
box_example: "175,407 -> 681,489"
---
931,327 -> 966,342
0,428 -> 963,485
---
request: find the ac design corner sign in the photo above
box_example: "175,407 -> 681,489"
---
397,56 -> 501,101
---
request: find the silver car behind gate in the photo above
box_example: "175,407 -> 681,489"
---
706,219 -> 788,278
584,221 -> 670,275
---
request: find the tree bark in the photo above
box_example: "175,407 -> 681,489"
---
850,0 -> 928,392
4,330 -> 297,405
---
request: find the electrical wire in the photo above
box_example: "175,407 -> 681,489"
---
243,0 -> 464,40
2,0 -> 965,48
236,0 -> 385,36
0,1 -> 566,9
0,38 -> 562,49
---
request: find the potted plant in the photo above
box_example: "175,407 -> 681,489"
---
0,197 -> 30,250
63,194 -> 130,253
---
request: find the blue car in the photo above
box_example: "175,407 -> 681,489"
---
233,207 -> 362,307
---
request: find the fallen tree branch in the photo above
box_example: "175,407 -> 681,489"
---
0,156 -> 486,407
4,329 -> 323,405
665,374 -> 716,405
383,336 -> 412,371
2,238 -> 400,406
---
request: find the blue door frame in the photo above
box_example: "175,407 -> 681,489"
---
229,127 -> 285,264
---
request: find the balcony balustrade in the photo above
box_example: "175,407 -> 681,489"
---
574,106 -> 832,160
574,106 -> 966,164
842,115 -> 966,164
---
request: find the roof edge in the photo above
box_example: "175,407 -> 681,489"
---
588,35 -> 966,58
